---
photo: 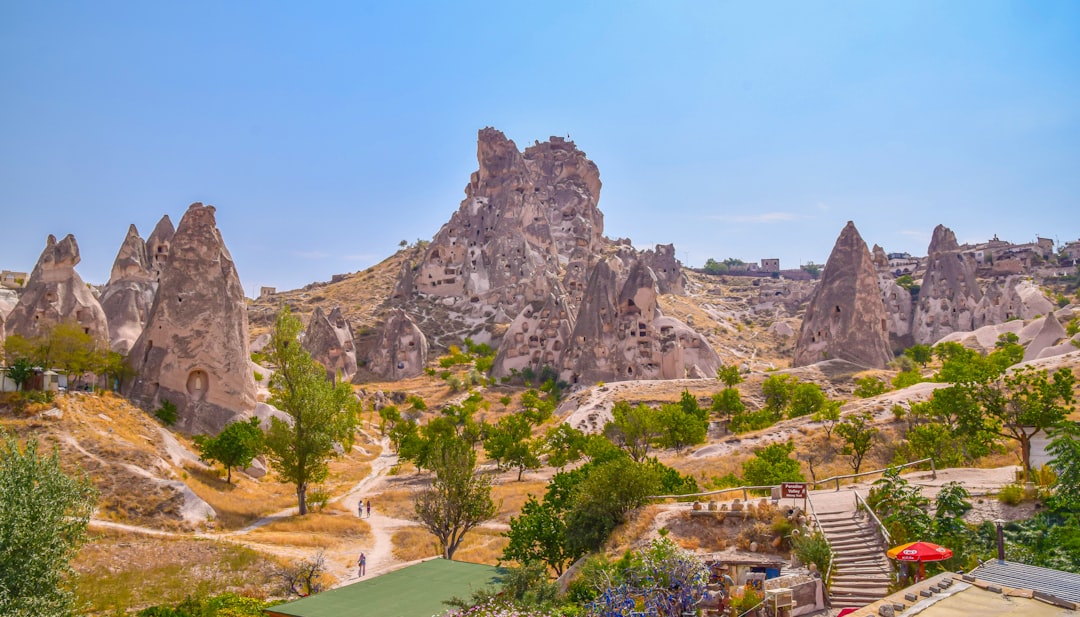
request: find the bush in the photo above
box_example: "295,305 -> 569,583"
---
155,399 -> 178,426
998,484 -> 1025,505
854,376 -> 889,398
791,530 -> 832,577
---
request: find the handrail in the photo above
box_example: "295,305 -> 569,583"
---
646,457 -> 936,501
853,489 -> 891,546
805,492 -> 835,588
810,457 -> 936,491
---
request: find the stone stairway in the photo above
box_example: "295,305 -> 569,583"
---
813,508 -> 893,609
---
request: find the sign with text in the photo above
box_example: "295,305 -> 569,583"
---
780,482 -> 807,499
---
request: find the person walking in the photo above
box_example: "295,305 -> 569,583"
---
366,499 -> 372,518
358,552 -> 367,577
358,499 -> 364,518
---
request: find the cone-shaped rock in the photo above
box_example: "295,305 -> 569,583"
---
6,234 -> 109,343
125,204 -> 256,434
145,215 -> 175,280
100,224 -> 158,354
1023,311 -> 1067,361
367,308 -> 428,380
793,222 -> 892,368
911,224 -> 982,345
303,306 -> 357,383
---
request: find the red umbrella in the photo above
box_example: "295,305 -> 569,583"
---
887,541 -> 953,581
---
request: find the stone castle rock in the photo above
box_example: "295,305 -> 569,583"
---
125,204 -> 256,434
302,306 -> 357,383
100,224 -> 158,354
911,225 -> 982,345
793,221 -> 892,368
367,308 -> 429,380
6,234 -> 109,343
387,128 -> 716,384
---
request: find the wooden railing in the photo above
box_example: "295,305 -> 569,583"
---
810,457 -> 936,491
853,489 -> 892,546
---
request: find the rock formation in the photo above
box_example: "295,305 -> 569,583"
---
879,276 -> 914,353
384,128 -> 716,385
302,306 -> 357,383
871,244 -> 889,270
367,309 -> 429,380
556,254 -> 720,383
125,204 -> 256,434
100,224 -> 158,354
973,277 -> 1054,328
6,234 -> 109,343
145,215 -> 175,280
793,222 -> 892,368
1022,312 -> 1067,361
911,225 -> 982,345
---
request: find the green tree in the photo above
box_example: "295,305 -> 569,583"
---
853,376 -> 889,399
742,441 -> 804,486
904,344 -> 933,367
102,351 -> 137,391
40,321 -> 106,389
543,423 -> 588,470
195,417 -> 264,484
564,457 -> 661,555
414,435 -> 496,559
519,389 -> 555,425
5,357 -> 37,392
813,401 -> 842,440
716,364 -> 743,388
603,401 -> 661,462
710,387 -> 745,422
762,374 -> 797,412
377,404 -> 401,436
802,262 -> 821,279
836,411 -> 879,473
502,496 -> 577,575
0,432 -> 97,616
484,414 -> 541,481
263,307 -> 358,515
978,366 -> 1075,480
789,382 -> 829,418
1048,423 -> 1080,509
655,402 -> 707,454
3,333 -> 39,365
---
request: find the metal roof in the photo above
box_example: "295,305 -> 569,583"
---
971,560 -> 1080,604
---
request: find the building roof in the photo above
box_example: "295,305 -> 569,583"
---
265,558 -> 505,617
971,560 -> 1080,604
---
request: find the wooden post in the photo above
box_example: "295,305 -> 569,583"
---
931,458 -> 937,480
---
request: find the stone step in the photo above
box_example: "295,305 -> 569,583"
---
830,576 -> 892,586
829,534 -> 885,545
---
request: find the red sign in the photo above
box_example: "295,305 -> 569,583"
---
780,482 -> 807,498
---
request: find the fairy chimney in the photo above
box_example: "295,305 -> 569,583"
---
100,224 -> 158,354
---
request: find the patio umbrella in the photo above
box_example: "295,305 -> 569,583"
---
887,541 -> 953,581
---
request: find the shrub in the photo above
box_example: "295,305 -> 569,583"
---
854,376 -> 889,398
998,484 -> 1025,506
155,399 -> 178,426
791,530 -> 832,577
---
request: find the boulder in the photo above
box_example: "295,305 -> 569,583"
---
99,224 -> 158,354
912,225 -> 981,345
5,234 -> 109,344
302,306 -> 357,383
124,204 -> 256,434
793,221 -> 892,368
1023,312 -> 1067,361
367,308 -> 429,380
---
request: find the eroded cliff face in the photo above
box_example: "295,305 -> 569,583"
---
367,308 -> 428,381
384,128 -> 713,384
100,224 -> 157,354
302,306 -> 357,383
6,234 -> 109,344
793,221 -> 892,368
911,225 -> 982,345
125,203 -> 255,434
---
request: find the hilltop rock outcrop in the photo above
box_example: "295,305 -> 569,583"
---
100,224 -> 158,354
302,306 -> 357,383
125,204 -> 256,434
793,222 -> 892,368
145,215 -> 175,280
367,308 -> 428,380
911,225 -> 982,345
6,234 -> 109,343
973,277 -> 1054,328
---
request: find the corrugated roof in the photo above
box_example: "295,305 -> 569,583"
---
971,560 -> 1080,604
265,558 -> 504,617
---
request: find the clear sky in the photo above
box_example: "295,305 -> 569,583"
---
2,1 -> 1078,293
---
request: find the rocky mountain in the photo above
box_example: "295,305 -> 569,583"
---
99,224 -> 158,354
5,233 -> 109,344
125,203 -> 256,434
383,128 -> 719,383
793,221 -> 893,368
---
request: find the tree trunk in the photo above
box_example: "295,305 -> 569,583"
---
1020,434 -> 1032,483
226,465 -> 232,484
297,482 -> 308,516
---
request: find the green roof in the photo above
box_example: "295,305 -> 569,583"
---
266,558 -> 505,617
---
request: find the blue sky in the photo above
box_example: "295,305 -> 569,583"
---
1,1 -> 1078,293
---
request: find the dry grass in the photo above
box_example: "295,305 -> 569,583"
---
184,463 -> 297,530
73,529 -> 281,614
373,487 -> 421,519
392,527 -> 442,561
606,505 -> 662,553
490,479 -> 546,523
247,511 -> 371,549
454,528 -> 509,565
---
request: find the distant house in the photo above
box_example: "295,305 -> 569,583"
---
1,270 -> 28,289
259,286 -> 276,298
760,258 -> 780,273
265,558 -> 504,617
